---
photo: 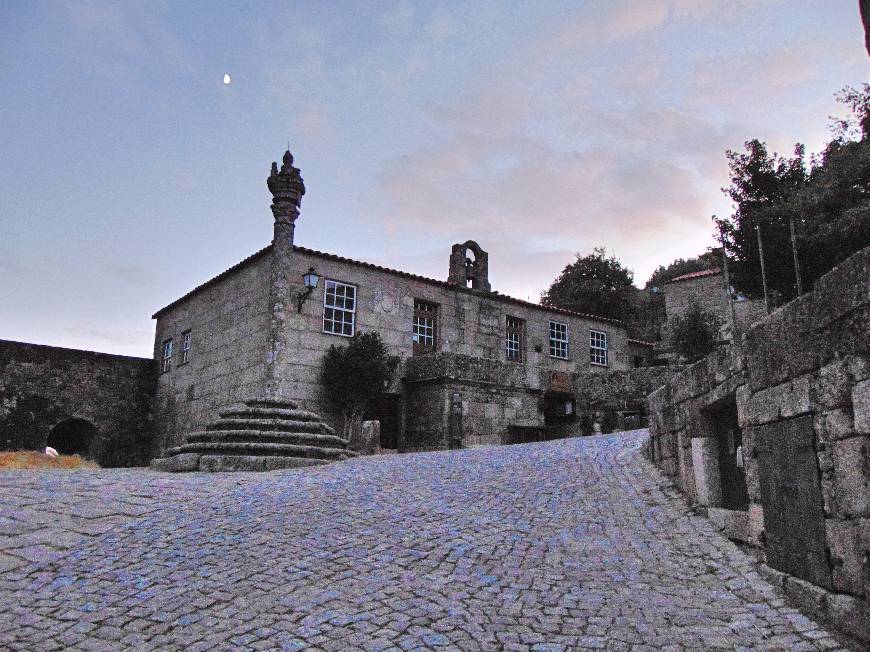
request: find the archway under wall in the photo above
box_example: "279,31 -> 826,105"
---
46,418 -> 97,457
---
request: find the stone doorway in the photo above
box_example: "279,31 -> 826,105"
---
366,393 -> 401,449
543,391 -> 576,427
707,399 -> 749,511
46,418 -> 97,457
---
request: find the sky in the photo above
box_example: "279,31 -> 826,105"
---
1,1 -> 867,357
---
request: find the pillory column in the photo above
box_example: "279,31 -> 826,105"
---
265,150 -> 305,398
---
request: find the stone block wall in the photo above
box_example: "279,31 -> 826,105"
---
647,245 -> 870,642
152,252 -> 271,451
664,272 -> 729,338
664,270 -> 765,341
0,340 -> 155,466
402,353 -> 540,451
402,353 -> 676,451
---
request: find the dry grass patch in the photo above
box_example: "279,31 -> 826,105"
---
0,451 -> 99,470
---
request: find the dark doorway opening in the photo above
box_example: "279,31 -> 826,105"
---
46,418 -> 97,457
543,392 -> 576,427
707,399 -> 749,511
366,394 -> 401,449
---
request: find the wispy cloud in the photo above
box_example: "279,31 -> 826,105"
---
64,1 -> 194,75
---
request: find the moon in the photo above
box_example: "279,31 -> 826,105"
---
223,73 -> 232,85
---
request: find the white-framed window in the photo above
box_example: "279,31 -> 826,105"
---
323,280 -> 356,337
590,330 -> 608,366
161,339 -> 173,373
505,316 -> 524,362
412,299 -> 438,355
181,330 -> 191,365
549,320 -> 569,359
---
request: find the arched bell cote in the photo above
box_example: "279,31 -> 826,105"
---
448,240 -> 491,292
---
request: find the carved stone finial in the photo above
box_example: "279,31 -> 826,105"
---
267,148 -> 306,225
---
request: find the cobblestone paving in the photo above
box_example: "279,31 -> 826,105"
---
0,430 -> 853,651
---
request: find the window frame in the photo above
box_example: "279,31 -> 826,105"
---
322,279 -> 357,338
412,299 -> 438,355
180,330 -> 191,365
505,315 -> 525,363
548,320 -> 569,360
161,338 -> 173,373
590,329 -> 608,367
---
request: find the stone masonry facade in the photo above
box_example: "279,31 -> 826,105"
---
647,245 -> 870,642
151,150 -> 638,454
0,340 -> 155,466
402,352 -> 675,451
664,268 -> 766,341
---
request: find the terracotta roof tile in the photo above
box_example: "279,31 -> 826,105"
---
152,244 -> 622,326
666,267 -> 722,284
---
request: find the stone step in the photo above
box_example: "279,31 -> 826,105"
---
187,429 -> 349,448
152,453 -> 330,473
218,407 -> 326,425
165,441 -> 356,460
243,398 -> 300,410
198,455 -> 328,472
206,418 -> 334,435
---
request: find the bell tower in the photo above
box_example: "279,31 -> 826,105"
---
448,240 -> 491,292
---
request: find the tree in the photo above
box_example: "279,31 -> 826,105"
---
645,251 -> 720,290
716,140 -> 807,303
541,247 -> 635,322
321,331 -> 399,441
669,304 -> 720,362
717,85 -> 870,305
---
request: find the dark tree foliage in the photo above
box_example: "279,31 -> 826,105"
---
861,0 -> 870,58
321,331 -> 399,439
669,304 -> 720,363
645,250 -> 721,290
541,247 -> 635,322
716,140 -> 808,303
628,288 -> 665,342
717,85 -> 870,305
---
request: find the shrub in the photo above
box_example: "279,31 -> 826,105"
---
669,304 -> 720,362
321,331 -> 399,442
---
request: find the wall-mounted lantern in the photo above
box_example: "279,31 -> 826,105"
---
296,267 -> 320,312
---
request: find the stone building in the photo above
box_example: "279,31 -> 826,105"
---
664,267 -> 766,340
151,150 -> 639,456
646,245 -> 870,642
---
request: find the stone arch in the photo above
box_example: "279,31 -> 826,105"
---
46,418 -> 97,457
448,240 -> 491,292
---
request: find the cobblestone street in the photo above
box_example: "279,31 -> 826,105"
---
0,431 -> 853,651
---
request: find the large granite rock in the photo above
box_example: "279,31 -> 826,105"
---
151,398 -> 356,472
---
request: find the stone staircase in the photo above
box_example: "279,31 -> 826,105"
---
151,398 -> 357,472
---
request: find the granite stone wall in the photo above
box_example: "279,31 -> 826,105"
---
0,340 -> 155,467
664,271 -> 765,340
152,253 -> 271,452
401,352 -> 675,451
647,245 -> 870,642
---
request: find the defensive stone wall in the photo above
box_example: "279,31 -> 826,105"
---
647,245 -> 870,642
0,340 -> 155,466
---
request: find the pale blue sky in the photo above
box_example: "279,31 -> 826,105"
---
1,1 -> 867,356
